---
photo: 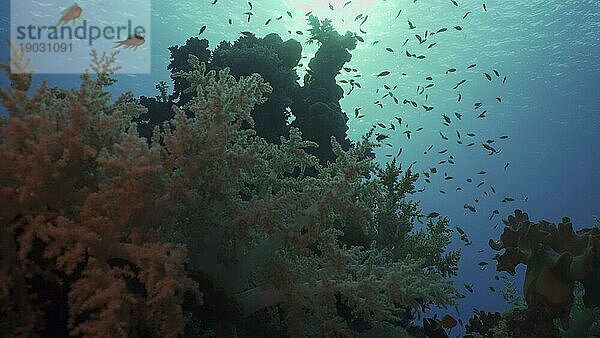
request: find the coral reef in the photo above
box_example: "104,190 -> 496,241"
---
139,16 -> 356,165
489,209 -> 600,336
1,50 -> 459,337
289,15 -> 357,164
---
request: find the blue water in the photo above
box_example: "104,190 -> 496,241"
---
1,0 -> 599,335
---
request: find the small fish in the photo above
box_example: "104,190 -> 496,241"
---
463,11 -> 471,19
441,314 -> 458,329
504,162 -> 510,170
484,73 -> 492,81
446,68 -> 457,74
477,181 -> 485,187
455,112 -> 463,119
478,261 -> 488,266
427,212 -> 440,218
477,110 -> 487,118
454,25 -> 462,30
386,47 -> 394,52
477,171 -> 486,175
483,3 -> 487,11
248,1 -> 253,10
467,63 -> 477,69
408,20 -> 416,29
437,27 -> 448,33
440,132 -> 448,140
198,25 -> 207,35
395,9 -> 402,18
229,18 -> 233,24
493,69 -> 500,77
264,18 -> 272,25
496,97 -> 502,102
482,142 -> 499,154
490,186 -> 496,194
453,79 -> 466,89
450,0 -> 459,6
287,11 -> 292,18
423,318 -> 448,338
442,114 -> 451,124
55,3 -> 83,27
344,1 -> 352,8
376,71 -> 391,77
376,133 -> 389,141
464,283 -> 474,293
329,3 -> 334,10
503,76 -> 507,84
502,197 -> 515,202
464,204 -> 476,212
243,11 -> 254,22
113,33 -> 145,50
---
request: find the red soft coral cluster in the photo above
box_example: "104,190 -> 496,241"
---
0,52 -> 198,337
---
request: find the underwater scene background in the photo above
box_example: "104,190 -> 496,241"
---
0,0 -> 599,337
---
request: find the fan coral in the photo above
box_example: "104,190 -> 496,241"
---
489,209 -> 600,333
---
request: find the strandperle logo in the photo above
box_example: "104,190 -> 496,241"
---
11,1 -> 151,74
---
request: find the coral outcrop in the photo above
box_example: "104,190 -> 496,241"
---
138,16 -> 356,165
489,209 -> 600,335
1,50 -> 459,337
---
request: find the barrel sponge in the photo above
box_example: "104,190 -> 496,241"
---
489,210 -> 600,328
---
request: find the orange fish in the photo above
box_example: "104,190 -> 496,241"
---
55,3 -> 83,27
113,34 -> 146,51
440,314 -> 457,329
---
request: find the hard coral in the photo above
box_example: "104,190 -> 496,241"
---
489,209 -> 600,331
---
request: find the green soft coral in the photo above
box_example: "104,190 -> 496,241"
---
163,58 -> 458,336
